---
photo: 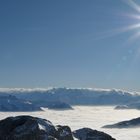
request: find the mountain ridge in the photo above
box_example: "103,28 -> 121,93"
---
0,87 -> 139,107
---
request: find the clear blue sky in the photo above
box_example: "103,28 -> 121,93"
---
0,0 -> 140,91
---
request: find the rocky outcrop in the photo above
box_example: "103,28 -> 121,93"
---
114,105 -> 129,110
103,117 -> 140,128
55,125 -> 74,140
0,116 -> 55,140
73,128 -> 116,140
0,115 -> 116,140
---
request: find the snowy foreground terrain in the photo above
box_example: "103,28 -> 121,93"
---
0,106 -> 140,140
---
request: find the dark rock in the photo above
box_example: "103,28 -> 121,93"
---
55,125 -> 74,140
73,128 -> 116,140
0,115 -> 56,140
0,115 -> 116,140
103,117 -> 140,128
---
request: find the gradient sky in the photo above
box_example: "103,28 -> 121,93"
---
0,0 -> 140,91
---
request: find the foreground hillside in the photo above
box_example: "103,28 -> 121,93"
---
0,115 -> 116,140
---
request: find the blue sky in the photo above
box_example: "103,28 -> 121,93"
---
0,0 -> 140,91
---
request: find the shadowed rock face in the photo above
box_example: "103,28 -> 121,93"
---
55,125 -> 74,140
103,117 -> 140,128
73,128 -> 116,140
0,116 -> 55,140
0,115 -> 116,140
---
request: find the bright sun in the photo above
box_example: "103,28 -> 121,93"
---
99,0 -> 140,45
121,0 -> 140,43
124,0 -> 140,42
102,0 -> 140,43
99,0 -> 140,61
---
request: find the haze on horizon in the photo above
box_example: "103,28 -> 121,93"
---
0,0 -> 140,91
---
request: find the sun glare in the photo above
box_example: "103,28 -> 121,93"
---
103,0 -> 140,45
124,0 -> 140,13
120,0 -> 140,43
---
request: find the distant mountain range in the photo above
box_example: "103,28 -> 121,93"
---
0,95 -> 42,111
0,88 -> 140,109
